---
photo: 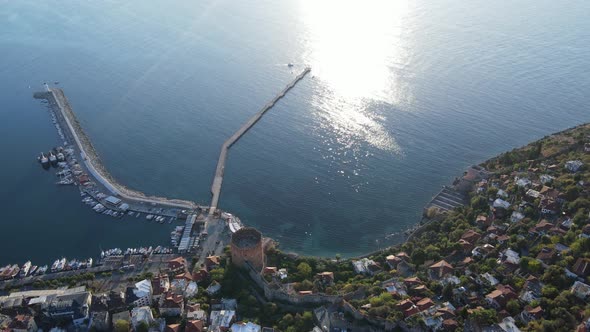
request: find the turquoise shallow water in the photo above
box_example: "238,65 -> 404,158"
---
0,0 -> 589,264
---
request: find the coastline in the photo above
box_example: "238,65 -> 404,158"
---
35,88 -> 201,211
30,86 -> 590,260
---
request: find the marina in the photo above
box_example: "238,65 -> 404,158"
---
0,245 -> 174,282
33,86 -> 205,222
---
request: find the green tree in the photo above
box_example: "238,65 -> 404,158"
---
114,320 -> 129,332
297,262 -> 312,279
470,308 -> 497,325
506,299 -> 520,316
136,321 -> 149,332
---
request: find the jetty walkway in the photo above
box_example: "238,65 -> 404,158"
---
209,67 -> 311,214
35,87 -> 199,212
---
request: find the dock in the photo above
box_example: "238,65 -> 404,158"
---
34,87 -> 201,213
209,67 -> 311,214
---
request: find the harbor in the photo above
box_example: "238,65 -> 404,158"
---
23,66 -> 310,274
34,85 -> 204,222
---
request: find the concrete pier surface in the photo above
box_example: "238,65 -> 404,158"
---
209,67 -> 311,214
35,88 -> 200,212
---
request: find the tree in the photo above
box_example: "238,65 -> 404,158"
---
136,321 -> 149,332
471,195 -> 489,212
506,299 -> 520,316
470,308 -> 497,325
297,262 -> 312,279
114,320 -> 129,332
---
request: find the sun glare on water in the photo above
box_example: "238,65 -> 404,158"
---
298,0 -> 415,154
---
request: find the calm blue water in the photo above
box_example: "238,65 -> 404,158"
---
1,0 -> 589,265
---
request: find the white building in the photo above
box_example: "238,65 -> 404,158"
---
131,306 -> 153,329
565,160 -> 584,172
231,321 -> 262,332
133,279 -> 152,307
493,198 -> 511,210
210,310 -> 236,329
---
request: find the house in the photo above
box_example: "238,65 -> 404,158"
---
498,249 -> 520,268
231,321 -> 262,332
386,255 -> 402,269
263,267 -> 277,275
515,177 -> 532,188
152,275 -> 170,303
206,256 -> 221,270
520,306 -> 543,323
540,174 -> 555,184
315,272 -> 335,285
131,306 -> 154,330
277,268 -> 288,280
168,257 -> 187,273
540,198 -> 560,214
573,258 -> 590,277
416,298 -> 434,311
565,160 -> 584,172
571,281 -> 590,299
511,211 -> 525,223
45,290 -> 92,326
207,281 -> 222,295
7,315 -> 37,332
429,260 -> 454,279
497,234 -> 510,245
561,218 -> 573,230
352,258 -> 380,275
555,243 -> 570,253
540,186 -> 565,203
193,268 -> 210,283
536,248 -> 556,264
493,198 -> 511,209
476,215 -> 491,228
159,292 -> 184,316
384,281 -> 408,297
498,317 -> 521,332
529,220 -> 554,236
479,272 -> 499,286
485,285 -> 517,309
210,310 -> 236,330
166,324 -> 181,332
497,189 -> 509,198
461,230 -> 481,244
404,277 -> 423,288
442,319 -> 459,331
185,320 -> 205,332
458,239 -> 474,253
132,279 -> 153,307
187,303 -> 207,321
525,189 -> 542,201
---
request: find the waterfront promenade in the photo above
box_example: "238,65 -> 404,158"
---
209,67 -> 311,214
36,87 -> 200,212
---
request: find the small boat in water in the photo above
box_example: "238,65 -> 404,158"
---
39,153 -> 50,168
19,261 -> 32,277
49,151 -> 58,166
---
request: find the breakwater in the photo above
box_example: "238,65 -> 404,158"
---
34,88 -> 200,212
209,67 -> 311,214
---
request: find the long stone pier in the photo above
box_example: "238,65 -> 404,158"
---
35,88 -> 199,211
209,67 -> 311,214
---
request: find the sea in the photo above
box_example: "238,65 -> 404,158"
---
1,0 -> 589,265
